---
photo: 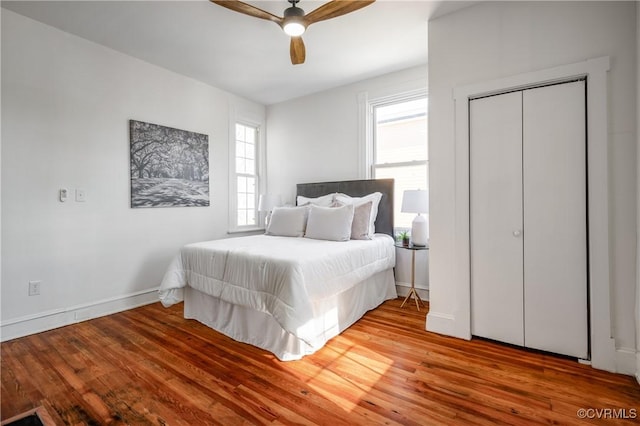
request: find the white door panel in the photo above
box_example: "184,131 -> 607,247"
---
522,81 -> 588,358
469,81 -> 588,359
470,91 -> 524,346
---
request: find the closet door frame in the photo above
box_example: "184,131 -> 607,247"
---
444,57 -> 616,370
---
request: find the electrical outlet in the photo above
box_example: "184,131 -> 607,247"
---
75,189 -> 86,202
28,280 -> 41,296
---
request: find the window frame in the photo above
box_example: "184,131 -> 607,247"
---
228,116 -> 265,233
363,89 -> 428,230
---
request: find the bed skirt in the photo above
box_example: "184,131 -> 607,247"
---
184,268 -> 397,361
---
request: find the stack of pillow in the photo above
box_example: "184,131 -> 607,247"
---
265,192 -> 383,242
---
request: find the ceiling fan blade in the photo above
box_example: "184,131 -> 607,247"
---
304,0 -> 375,26
290,37 -> 306,65
210,0 -> 283,25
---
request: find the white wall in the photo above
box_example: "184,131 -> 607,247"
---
266,65 -> 427,203
0,7 -> 4,331
428,1 -> 636,374
266,65 -> 430,292
1,10 -> 265,339
636,0 -> 640,384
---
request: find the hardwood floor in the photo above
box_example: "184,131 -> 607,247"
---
2,298 -> 639,425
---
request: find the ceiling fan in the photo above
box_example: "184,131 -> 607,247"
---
210,0 -> 375,65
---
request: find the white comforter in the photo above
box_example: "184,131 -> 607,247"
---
159,234 -> 395,344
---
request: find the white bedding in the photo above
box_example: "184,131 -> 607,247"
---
159,233 -> 395,348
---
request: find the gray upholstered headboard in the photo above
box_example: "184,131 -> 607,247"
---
296,179 -> 394,237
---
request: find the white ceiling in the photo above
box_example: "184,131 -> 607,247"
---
2,0 -> 473,105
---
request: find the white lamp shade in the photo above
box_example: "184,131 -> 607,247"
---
401,190 -> 429,214
258,194 -> 282,212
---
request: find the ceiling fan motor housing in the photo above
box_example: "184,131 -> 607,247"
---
284,5 -> 305,19
283,6 -> 306,36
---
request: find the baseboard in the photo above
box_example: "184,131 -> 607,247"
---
1,288 -> 159,342
395,281 -> 429,301
425,310 -> 468,338
614,346 -> 638,376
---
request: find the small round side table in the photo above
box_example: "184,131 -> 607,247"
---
395,243 -> 429,311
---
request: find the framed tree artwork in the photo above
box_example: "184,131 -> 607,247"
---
129,120 -> 209,208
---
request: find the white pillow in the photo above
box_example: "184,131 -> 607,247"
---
297,193 -> 335,207
350,200 -> 374,240
304,204 -> 354,242
334,192 -> 383,238
265,206 -> 308,237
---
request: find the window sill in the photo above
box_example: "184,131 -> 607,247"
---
227,227 -> 265,235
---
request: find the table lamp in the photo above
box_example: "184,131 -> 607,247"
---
258,194 -> 282,226
401,189 -> 429,246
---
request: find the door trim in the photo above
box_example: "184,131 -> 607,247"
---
441,56 -> 616,372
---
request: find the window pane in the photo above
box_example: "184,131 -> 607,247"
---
233,122 -> 259,229
238,193 -> 247,209
372,95 -> 428,231
246,177 -> 255,194
375,98 -> 428,165
236,158 -> 245,174
235,137 -> 255,174
247,212 -> 256,225
236,141 -> 246,158
237,176 -> 246,192
375,163 -> 428,229
236,124 -> 245,141
245,142 -> 255,160
237,210 -> 247,226
246,159 -> 255,174
246,127 -> 256,144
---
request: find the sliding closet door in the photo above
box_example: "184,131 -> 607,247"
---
522,81 -> 588,359
470,92 -> 524,346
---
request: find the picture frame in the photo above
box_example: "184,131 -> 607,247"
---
129,120 -> 209,208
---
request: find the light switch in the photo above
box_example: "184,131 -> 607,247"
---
75,189 -> 86,202
59,188 -> 68,202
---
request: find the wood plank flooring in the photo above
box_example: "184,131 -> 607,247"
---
2,298 -> 639,425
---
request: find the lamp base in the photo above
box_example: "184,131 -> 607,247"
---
411,214 -> 428,246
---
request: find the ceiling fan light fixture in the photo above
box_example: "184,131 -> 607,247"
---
283,5 -> 306,36
283,20 -> 306,36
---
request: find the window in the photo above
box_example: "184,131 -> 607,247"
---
370,93 -> 428,229
231,122 -> 260,230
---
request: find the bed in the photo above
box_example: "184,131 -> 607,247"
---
159,179 -> 397,360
